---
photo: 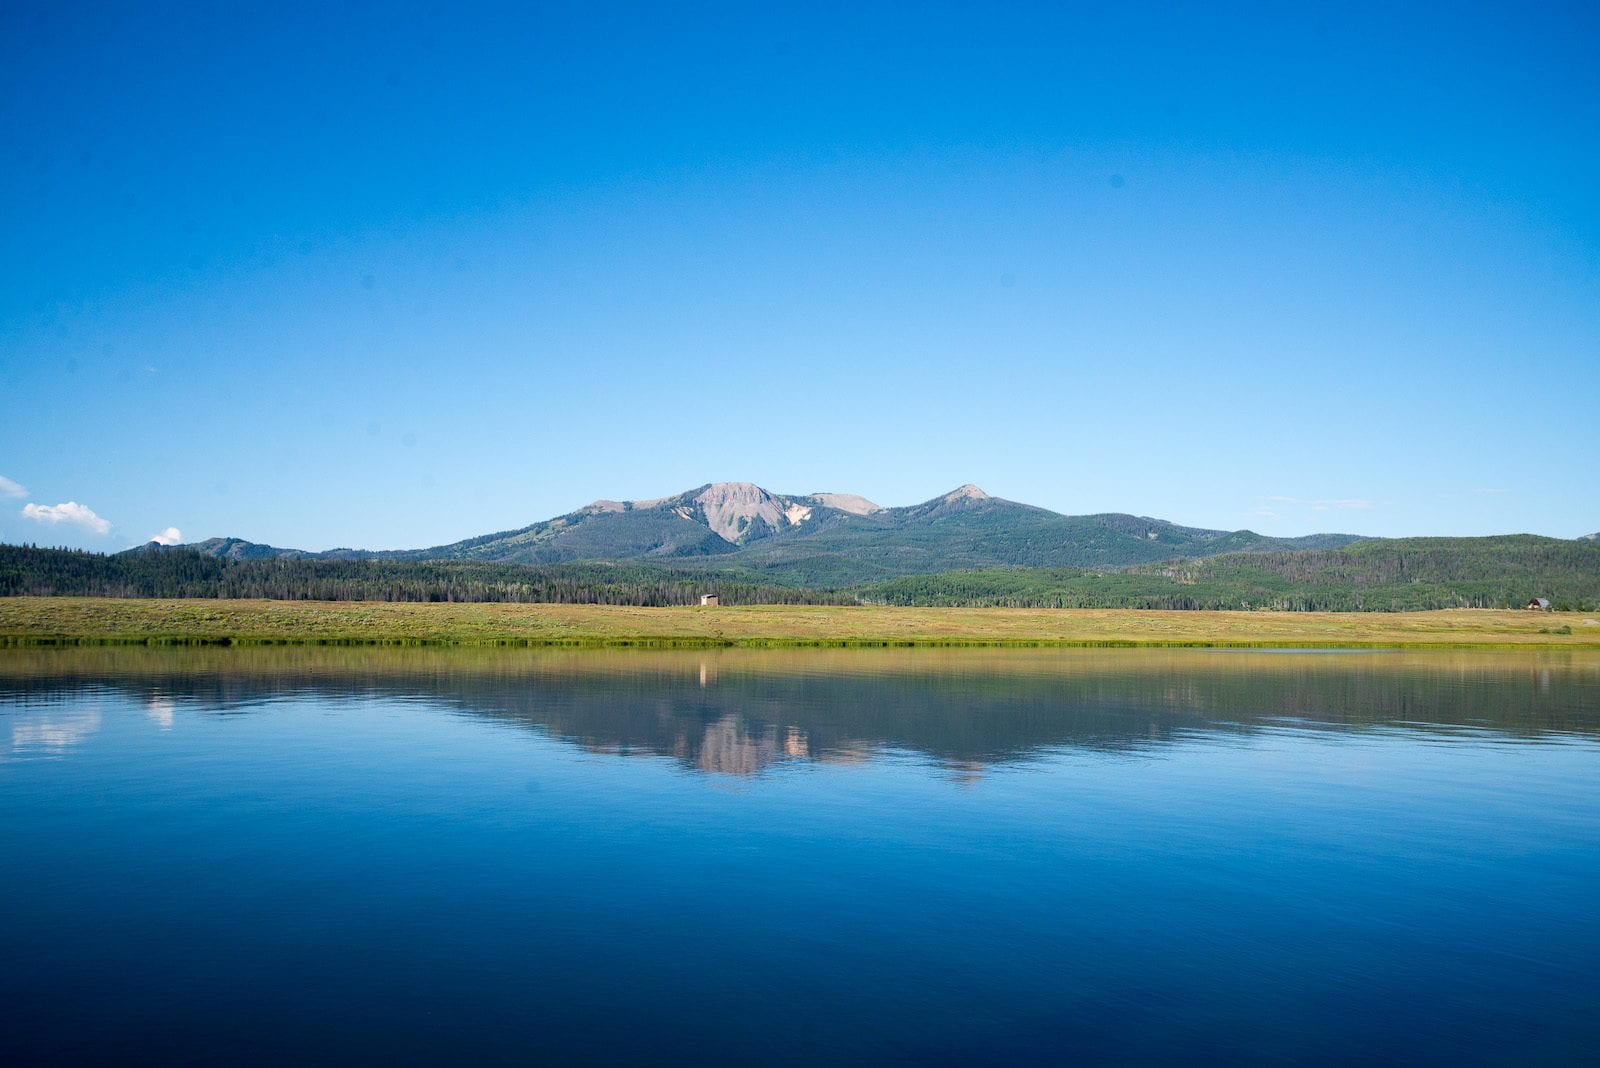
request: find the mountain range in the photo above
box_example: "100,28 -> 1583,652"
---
173,482 -> 1363,586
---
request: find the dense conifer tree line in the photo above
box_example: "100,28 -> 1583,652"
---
0,546 -> 851,606
3,535 -> 1595,612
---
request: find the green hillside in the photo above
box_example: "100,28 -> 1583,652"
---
400,507 -> 739,563
725,497 -> 1359,586
853,536 -> 1600,611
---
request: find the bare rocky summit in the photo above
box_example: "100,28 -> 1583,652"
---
941,483 -> 991,503
808,493 -> 883,516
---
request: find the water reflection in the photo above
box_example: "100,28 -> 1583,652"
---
1,647 -> 1597,776
144,695 -> 176,730
689,714 -> 781,775
2,647 -> 1598,1065
7,705 -> 101,758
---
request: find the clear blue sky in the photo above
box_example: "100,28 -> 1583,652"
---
3,1 -> 1597,551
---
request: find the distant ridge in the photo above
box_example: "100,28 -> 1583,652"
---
158,480 -> 1364,584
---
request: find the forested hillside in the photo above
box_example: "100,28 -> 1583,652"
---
853,536 -> 1600,611
5,535 -> 1596,612
725,499 -> 1359,586
0,546 -> 850,606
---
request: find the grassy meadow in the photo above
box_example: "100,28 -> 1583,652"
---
1,597 -> 1597,648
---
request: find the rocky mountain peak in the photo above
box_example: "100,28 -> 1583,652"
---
941,483 -> 991,503
809,492 -> 883,516
694,482 -> 786,543
697,481 -> 770,502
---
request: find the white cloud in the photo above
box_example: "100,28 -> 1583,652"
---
21,501 -> 113,535
0,475 -> 25,499
149,527 -> 183,545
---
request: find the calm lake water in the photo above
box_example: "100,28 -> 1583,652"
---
3,646 -> 1598,1064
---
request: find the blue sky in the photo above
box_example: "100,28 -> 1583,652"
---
3,1 -> 1597,552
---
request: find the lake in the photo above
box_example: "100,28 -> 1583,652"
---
3,646 -> 1598,1064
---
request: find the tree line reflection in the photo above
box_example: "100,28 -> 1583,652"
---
3,647 -> 1598,775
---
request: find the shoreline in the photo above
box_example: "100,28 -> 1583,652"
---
2,598 -> 1597,650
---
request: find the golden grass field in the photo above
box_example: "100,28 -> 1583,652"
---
1,597 -> 1597,648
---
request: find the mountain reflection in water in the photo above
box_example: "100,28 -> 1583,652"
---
4,646 -> 1597,775
4,645 -> 1600,1065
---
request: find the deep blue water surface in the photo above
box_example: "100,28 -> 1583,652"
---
3,647 -> 1598,1064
